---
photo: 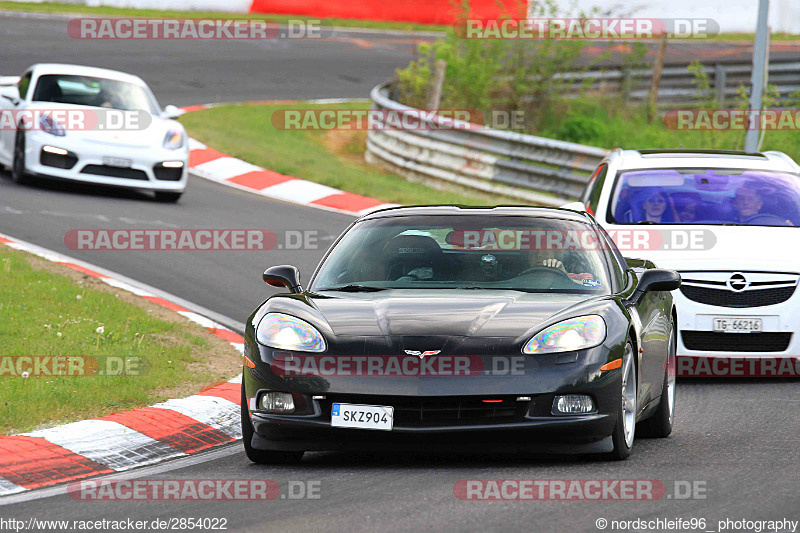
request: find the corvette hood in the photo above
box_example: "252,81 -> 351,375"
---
610,224 -> 800,273
311,290 -> 593,338
24,102 -> 179,148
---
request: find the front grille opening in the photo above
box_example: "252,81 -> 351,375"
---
81,164 -> 149,181
682,331 -> 792,352
153,163 -> 183,181
680,285 -> 796,308
321,395 -> 529,427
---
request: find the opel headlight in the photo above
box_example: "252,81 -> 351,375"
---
256,313 -> 326,352
523,315 -> 606,354
163,128 -> 184,150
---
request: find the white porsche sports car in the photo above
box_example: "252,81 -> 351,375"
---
572,149 -> 800,372
0,64 -> 188,202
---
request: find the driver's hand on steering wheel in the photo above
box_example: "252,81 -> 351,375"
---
541,258 -> 567,272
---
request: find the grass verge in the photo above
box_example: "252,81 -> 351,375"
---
0,244 -> 241,435
180,102 -> 511,206
537,97 -> 800,162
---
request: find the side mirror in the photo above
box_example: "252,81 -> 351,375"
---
1,94 -> 20,106
163,105 -> 183,119
263,265 -> 302,293
639,268 -> 681,293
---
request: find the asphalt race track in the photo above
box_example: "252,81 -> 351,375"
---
1,11 -> 799,532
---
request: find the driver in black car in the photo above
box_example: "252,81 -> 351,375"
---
526,250 -> 596,285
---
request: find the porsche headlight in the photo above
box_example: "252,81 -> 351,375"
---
39,113 -> 66,137
163,128 -> 184,150
256,313 -> 326,352
523,315 -> 606,355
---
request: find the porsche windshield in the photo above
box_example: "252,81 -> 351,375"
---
32,74 -> 159,114
609,168 -> 800,227
311,215 -> 612,293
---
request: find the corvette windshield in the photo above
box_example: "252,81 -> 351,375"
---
32,74 -> 160,114
311,215 -> 611,293
609,168 -> 800,227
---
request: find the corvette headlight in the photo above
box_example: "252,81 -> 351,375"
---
39,113 -> 66,137
523,315 -> 606,355
256,313 -> 326,352
163,129 -> 184,150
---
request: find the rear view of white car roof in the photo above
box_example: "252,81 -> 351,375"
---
29,63 -> 146,86
611,148 -> 800,174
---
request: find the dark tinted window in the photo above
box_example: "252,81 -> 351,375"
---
17,72 -> 32,99
312,215 -> 611,294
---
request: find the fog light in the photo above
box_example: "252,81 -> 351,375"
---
162,160 -> 184,168
553,395 -> 595,415
258,392 -> 294,413
42,145 -> 68,155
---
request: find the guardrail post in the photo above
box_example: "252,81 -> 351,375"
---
648,35 -> 668,122
427,59 -> 447,110
714,63 -> 727,106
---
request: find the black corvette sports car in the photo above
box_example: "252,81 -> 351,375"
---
241,206 -> 680,461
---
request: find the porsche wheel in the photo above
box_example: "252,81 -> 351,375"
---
11,129 -> 31,185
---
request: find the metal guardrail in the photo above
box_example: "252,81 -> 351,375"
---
558,59 -> 800,105
365,59 -> 800,204
365,82 -> 609,206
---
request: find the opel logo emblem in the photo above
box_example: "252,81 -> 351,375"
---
727,273 -> 749,292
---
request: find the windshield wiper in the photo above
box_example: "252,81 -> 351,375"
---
455,286 -> 488,290
318,284 -> 387,292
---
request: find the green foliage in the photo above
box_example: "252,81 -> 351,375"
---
556,114 -> 607,144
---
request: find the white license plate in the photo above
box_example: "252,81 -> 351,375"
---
713,317 -> 763,333
331,403 -> 393,431
103,156 -> 132,168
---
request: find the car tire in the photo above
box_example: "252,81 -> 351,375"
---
637,326 -> 676,438
241,383 -> 304,465
11,129 -> 32,185
154,192 -> 182,203
607,341 -> 637,460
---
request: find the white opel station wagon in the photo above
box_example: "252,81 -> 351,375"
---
573,149 -> 800,375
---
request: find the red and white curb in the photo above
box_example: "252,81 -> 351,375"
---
182,100 -> 397,216
0,232 -> 245,497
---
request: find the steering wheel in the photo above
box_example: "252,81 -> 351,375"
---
516,265 -> 574,283
742,213 -> 791,226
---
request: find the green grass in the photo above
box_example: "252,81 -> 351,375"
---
0,1 -> 447,32
0,247 -> 236,435
180,102 -> 510,206
536,96 -> 800,161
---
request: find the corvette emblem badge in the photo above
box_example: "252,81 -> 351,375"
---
404,350 -> 441,359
